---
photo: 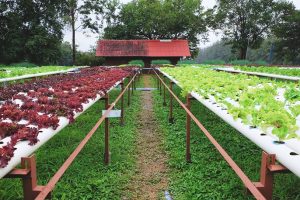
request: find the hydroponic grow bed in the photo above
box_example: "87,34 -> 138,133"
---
0,67 -> 134,178
158,67 -> 300,177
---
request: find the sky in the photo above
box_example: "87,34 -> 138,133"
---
63,0 -> 300,51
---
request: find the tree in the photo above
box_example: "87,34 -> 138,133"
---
0,0 -> 65,65
104,0 -> 211,58
63,0 -> 117,65
215,0 -> 294,59
273,10 -> 300,64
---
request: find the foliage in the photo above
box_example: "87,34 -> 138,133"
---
234,66 -> 300,77
0,0 -> 66,65
215,0 -> 295,59
229,60 -> 250,66
128,60 -> 144,67
151,60 -> 171,65
75,51 -> 105,66
253,60 -> 268,66
62,0 -> 114,64
273,10 -> 300,65
161,67 -> 300,140
104,0 -> 211,57
202,59 -> 225,65
0,66 -> 72,78
177,60 -> 197,65
8,62 -> 38,68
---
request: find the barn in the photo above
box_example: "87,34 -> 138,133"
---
96,40 -> 191,67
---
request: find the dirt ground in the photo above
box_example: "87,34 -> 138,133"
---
123,75 -> 168,200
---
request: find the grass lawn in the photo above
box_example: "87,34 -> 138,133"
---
0,81 -> 141,200
152,75 -> 300,200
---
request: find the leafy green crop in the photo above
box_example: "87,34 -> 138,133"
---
161,67 -> 300,141
234,66 -> 300,77
0,66 -> 73,78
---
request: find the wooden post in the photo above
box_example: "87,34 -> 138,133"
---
104,93 -> 110,164
120,82 -> 124,126
185,94 -> 191,163
169,81 -> 174,123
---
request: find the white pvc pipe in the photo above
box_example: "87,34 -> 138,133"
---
158,68 -> 300,178
0,66 -> 90,83
0,78 -> 123,179
215,68 -> 300,81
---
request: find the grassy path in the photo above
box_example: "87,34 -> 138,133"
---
123,75 -> 169,199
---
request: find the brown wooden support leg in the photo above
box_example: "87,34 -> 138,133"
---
120,82 -> 124,126
248,151 -> 288,200
131,76 -> 134,95
128,81 -> 131,106
163,76 -> 167,106
159,76 -> 162,96
4,155 -> 51,200
169,81 -> 174,123
104,94 -> 110,165
185,94 -> 192,163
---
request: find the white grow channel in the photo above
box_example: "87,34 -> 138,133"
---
0,78 -> 125,179
158,68 -> 300,178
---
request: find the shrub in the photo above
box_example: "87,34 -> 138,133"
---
9,62 -> 38,68
253,60 -> 268,66
230,60 -> 250,65
202,59 -> 225,65
128,60 -> 144,67
75,52 -> 105,66
151,59 -> 171,65
177,60 -> 197,65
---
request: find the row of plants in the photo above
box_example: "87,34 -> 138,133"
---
160,67 -> 300,141
0,67 -> 134,168
153,78 -> 300,199
0,87 -> 141,199
0,66 -> 75,79
234,66 -> 300,77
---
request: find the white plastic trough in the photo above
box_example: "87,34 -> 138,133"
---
158,68 -> 300,178
0,66 -> 90,83
215,67 -> 300,81
0,78 -> 124,179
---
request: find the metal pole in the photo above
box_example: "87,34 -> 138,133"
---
120,82 -> 124,126
104,93 -> 110,165
186,94 -> 191,163
169,81 -> 174,123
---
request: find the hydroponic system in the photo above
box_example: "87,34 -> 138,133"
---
0,64 -> 299,200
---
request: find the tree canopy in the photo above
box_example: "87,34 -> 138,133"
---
0,0 -> 65,65
215,0 -> 295,59
104,0 -> 211,57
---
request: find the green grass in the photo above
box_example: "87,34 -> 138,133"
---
0,85 -> 141,200
152,77 -> 300,199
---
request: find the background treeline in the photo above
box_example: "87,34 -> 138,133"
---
0,0 -> 299,66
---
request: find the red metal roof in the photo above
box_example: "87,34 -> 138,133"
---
96,40 -> 191,57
